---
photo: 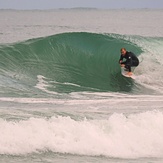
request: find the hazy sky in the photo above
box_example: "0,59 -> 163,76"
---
0,0 -> 163,10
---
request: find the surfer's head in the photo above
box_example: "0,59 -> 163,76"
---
121,48 -> 126,56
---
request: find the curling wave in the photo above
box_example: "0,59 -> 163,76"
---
1,32 -> 159,97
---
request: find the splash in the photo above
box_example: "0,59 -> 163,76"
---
0,110 -> 163,158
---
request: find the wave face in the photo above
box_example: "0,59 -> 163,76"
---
0,32 -> 158,97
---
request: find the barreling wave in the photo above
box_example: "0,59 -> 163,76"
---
0,32 -> 153,97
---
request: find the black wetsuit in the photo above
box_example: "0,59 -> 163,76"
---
119,51 -> 139,72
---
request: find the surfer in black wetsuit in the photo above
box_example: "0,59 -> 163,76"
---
119,48 -> 139,76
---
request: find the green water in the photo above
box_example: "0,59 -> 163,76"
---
0,32 -> 143,96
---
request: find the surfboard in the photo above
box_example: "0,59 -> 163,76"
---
121,67 -> 136,79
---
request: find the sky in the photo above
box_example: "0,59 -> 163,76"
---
0,0 -> 163,10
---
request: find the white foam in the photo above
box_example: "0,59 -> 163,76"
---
135,54 -> 163,93
35,75 -> 58,95
122,36 -> 163,93
0,110 -> 163,158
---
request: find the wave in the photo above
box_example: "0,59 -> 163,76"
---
0,32 -> 163,96
0,110 -> 163,158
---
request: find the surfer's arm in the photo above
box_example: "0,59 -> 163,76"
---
119,55 -> 123,64
120,61 -> 126,64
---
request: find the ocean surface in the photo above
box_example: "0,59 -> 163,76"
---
0,9 -> 163,163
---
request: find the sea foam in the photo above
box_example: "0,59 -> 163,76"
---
0,110 -> 163,158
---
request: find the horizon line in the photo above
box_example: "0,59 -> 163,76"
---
0,7 -> 163,11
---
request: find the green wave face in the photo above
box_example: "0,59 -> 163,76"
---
0,32 -> 143,96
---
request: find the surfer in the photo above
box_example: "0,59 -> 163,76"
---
119,48 -> 139,76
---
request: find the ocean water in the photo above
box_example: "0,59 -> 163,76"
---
0,9 -> 163,163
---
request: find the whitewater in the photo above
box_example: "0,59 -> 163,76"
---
0,9 -> 163,163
